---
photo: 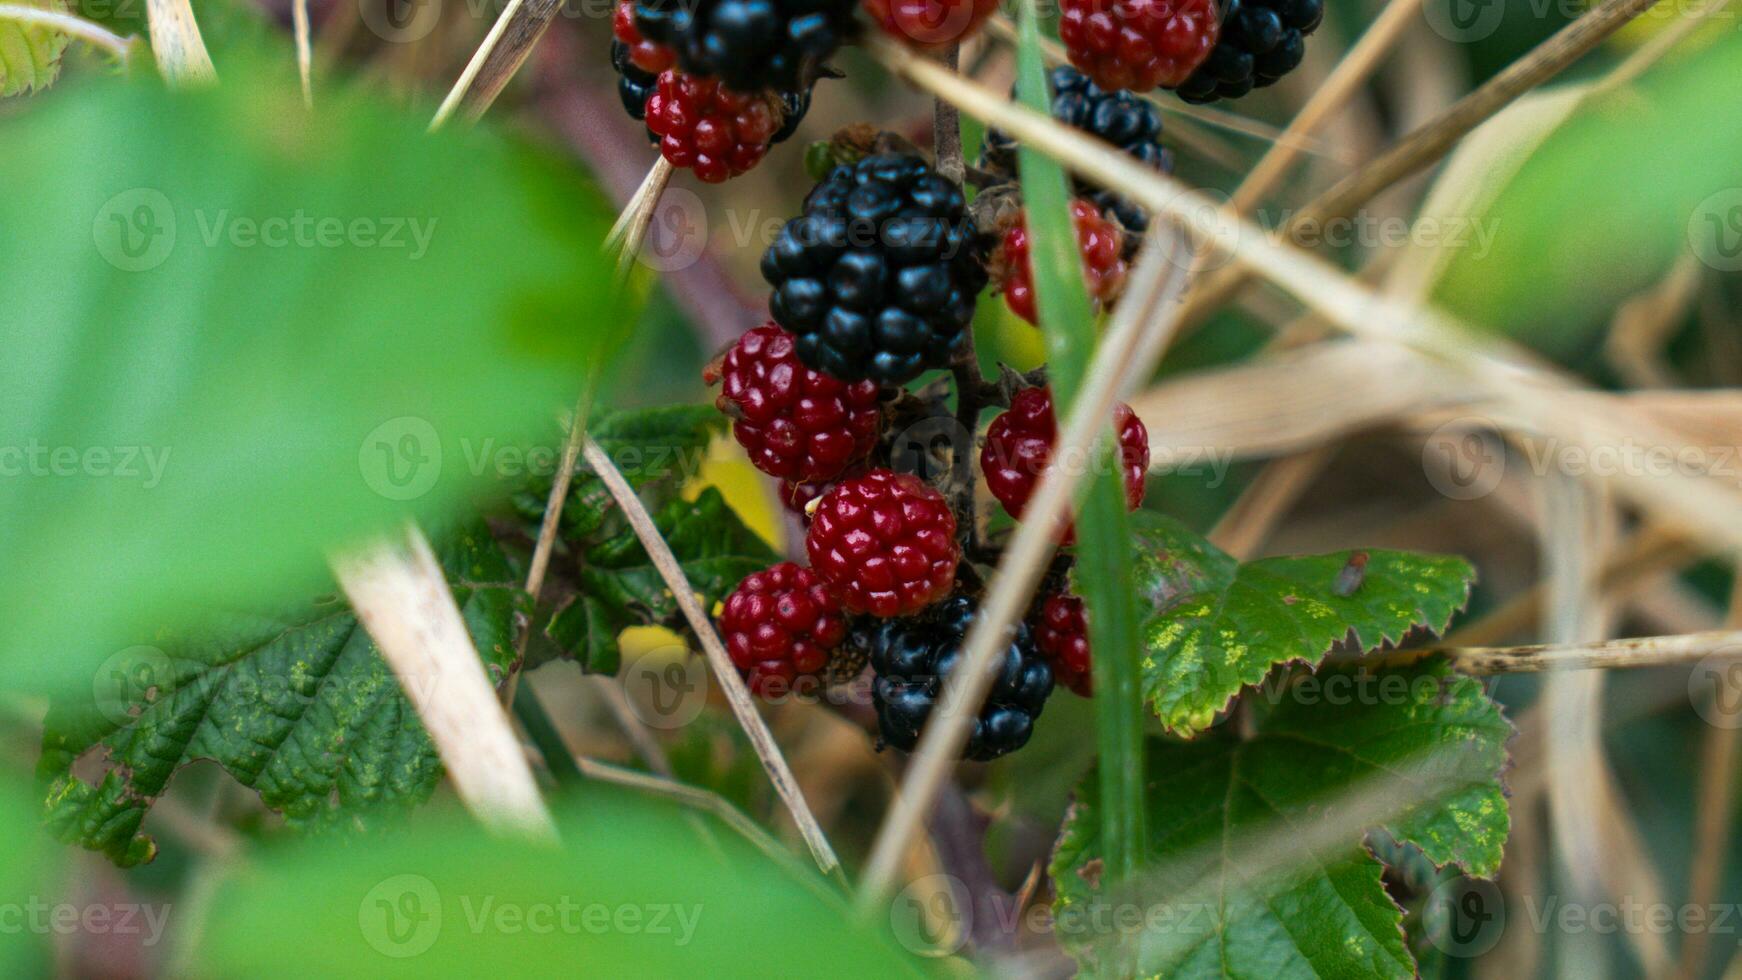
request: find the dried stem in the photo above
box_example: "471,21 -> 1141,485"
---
869,33 -> 1742,557
429,0 -> 563,130
331,522 -> 556,840
291,0 -> 311,107
1676,575 -> 1742,980
857,231 -> 1193,909
1228,0 -> 1423,214
607,157 -> 678,278
579,436 -> 843,878
144,0 -> 215,86
932,45 -> 966,184
1176,0 -> 1661,328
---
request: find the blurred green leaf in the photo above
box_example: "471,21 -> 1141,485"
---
0,67 -> 625,694
38,524 -> 525,866
1053,661 -> 1511,978
201,792 -> 931,977
1432,35 -> 1742,356
0,777 -> 57,973
579,487 -> 776,623
1129,511 -> 1475,735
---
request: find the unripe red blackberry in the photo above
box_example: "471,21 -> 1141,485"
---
805,469 -> 960,618
980,387 -> 1149,538
614,0 -> 675,75
861,0 -> 1000,50
709,323 -> 882,484
1058,0 -> 1221,93
855,595 -> 1055,760
719,562 -> 848,696
645,69 -> 781,183
1035,592 -> 1092,696
993,199 -> 1128,325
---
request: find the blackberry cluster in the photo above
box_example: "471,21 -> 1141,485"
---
855,596 -> 1055,761
1057,0 -> 1221,93
761,153 -> 989,384
982,67 -> 1173,233
993,199 -> 1129,325
1176,0 -> 1324,103
611,41 -> 659,128
630,0 -> 858,95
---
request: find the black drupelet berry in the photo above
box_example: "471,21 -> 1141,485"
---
855,596 -> 1054,761
761,153 -> 988,384
1175,0 -> 1323,104
631,0 -> 858,95
982,66 -> 1173,233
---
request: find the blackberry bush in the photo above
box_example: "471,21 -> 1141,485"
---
761,152 -> 989,384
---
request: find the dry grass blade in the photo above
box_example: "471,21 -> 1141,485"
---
608,158 -> 677,277
292,0 -> 311,107
874,35 -> 1742,558
145,0 -> 215,85
1176,0 -> 1661,329
578,436 -> 843,877
1229,0 -> 1424,213
429,0 -> 563,130
1208,447 -> 1335,558
857,230 -> 1193,909
1367,629 -> 1742,674
331,522 -> 557,840
1677,576 -> 1742,980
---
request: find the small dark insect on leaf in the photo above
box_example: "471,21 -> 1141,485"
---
1333,551 -> 1369,597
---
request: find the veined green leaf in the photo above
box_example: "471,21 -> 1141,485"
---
1131,511 -> 1475,734
0,0 -> 71,97
1052,660 -> 1512,978
37,525 -> 526,867
0,63 -> 628,695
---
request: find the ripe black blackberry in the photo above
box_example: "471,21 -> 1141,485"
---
981,67 -> 1173,233
1175,0 -> 1324,103
630,0 -> 858,95
855,595 -> 1054,761
761,153 -> 988,384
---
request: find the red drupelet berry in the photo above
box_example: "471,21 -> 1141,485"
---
861,0 -> 1001,50
718,562 -> 848,696
779,462 -> 866,518
980,386 -> 1148,539
805,469 -> 961,618
644,69 -> 781,183
1058,0 -> 1221,93
710,323 -> 882,484
995,199 -> 1129,325
1035,592 -> 1092,696
614,0 -> 675,74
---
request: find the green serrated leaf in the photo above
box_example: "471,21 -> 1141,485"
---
1129,511 -> 1476,734
580,487 -> 776,622
542,594 -> 627,674
1052,660 -> 1511,979
0,0 -> 70,98
36,525 -> 527,867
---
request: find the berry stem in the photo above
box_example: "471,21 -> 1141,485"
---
931,44 -> 966,186
949,332 -> 987,560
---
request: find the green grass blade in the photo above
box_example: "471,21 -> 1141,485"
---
1012,0 -> 1147,890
